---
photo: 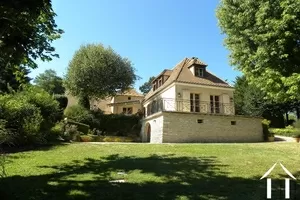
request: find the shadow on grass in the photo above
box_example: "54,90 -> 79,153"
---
0,142 -> 69,154
1,154 -> 299,200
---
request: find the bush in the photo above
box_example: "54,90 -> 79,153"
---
262,119 -> 271,141
95,114 -> 141,136
53,94 -> 68,110
18,86 -> 61,130
0,120 -> 13,145
64,105 -> 94,124
0,96 -> 44,145
66,120 -> 89,134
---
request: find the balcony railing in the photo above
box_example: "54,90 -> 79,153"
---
145,98 -> 234,117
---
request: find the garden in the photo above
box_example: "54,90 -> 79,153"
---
1,142 -> 300,200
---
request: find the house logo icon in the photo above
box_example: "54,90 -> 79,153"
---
260,162 -> 297,199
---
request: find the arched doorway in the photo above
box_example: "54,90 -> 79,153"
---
145,123 -> 151,142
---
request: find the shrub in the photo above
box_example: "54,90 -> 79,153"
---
95,114 -> 141,136
0,96 -> 44,145
66,120 -> 89,134
64,105 -> 94,124
47,121 -> 65,141
262,119 -> 271,141
63,124 -> 78,141
0,120 -> 13,145
18,86 -> 60,130
53,94 -> 68,110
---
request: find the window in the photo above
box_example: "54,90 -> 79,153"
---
231,121 -> 236,125
158,79 -> 162,87
128,97 -> 131,100
195,67 -> 204,77
153,83 -> 157,91
123,107 -> 133,115
197,119 -> 203,123
190,93 -> 200,112
210,95 -> 220,113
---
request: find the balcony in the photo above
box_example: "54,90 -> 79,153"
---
145,98 -> 234,117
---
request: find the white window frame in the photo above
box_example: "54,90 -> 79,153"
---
195,67 -> 204,77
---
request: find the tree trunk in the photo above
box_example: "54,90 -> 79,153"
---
286,112 -> 289,125
296,107 -> 300,119
78,95 -> 90,109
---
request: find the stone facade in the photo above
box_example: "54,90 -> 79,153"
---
141,111 -> 263,143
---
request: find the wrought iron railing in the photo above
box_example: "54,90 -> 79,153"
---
146,98 -> 234,117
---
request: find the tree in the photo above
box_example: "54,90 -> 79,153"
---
34,69 -> 65,95
0,65 -> 31,94
234,76 -> 267,116
139,76 -> 155,94
217,0 -> 300,102
65,44 -> 139,109
0,0 -> 63,85
233,75 -> 299,128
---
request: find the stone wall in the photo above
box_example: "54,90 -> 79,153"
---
162,112 -> 263,143
141,112 -> 164,143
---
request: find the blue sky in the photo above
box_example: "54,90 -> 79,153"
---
32,0 -> 241,91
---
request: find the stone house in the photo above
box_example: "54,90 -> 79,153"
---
140,57 -> 263,143
67,88 -> 144,115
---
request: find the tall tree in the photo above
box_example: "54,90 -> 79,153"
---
65,43 -> 139,109
139,76 -> 155,94
234,76 -> 267,116
217,0 -> 300,102
34,69 -> 65,94
0,0 -> 63,70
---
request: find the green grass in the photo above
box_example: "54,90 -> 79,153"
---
1,143 -> 300,199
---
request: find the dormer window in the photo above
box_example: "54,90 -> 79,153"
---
158,79 -> 162,87
195,67 -> 204,77
153,84 -> 157,91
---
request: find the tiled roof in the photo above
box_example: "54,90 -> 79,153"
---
151,69 -> 173,83
144,57 -> 233,101
118,88 -> 144,97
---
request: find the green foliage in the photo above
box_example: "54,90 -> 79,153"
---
48,121 -> 65,141
77,94 -> 90,109
19,86 -> 61,130
217,0 -> 300,102
0,0 -> 63,70
0,120 -> 13,145
64,105 -> 94,125
53,94 -> 68,110
0,65 -> 31,94
96,114 -> 141,136
63,124 -> 79,141
0,86 -> 62,146
34,69 -> 65,95
234,76 -> 287,127
269,128 -> 297,137
139,76 -> 155,95
262,119 -> 271,140
234,76 -> 266,116
65,43 -> 139,101
0,95 -> 44,145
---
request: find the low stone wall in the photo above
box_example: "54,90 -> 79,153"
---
162,112 -> 263,143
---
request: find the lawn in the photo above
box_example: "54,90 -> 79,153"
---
1,143 -> 300,200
